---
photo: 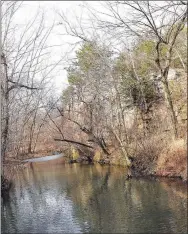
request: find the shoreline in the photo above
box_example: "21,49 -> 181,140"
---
2,158 -> 187,196
3,157 -> 187,183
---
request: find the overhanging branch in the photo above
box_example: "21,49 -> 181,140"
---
7,80 -> 41,92
54,138 -> 94,149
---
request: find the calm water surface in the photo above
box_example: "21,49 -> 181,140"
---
2,163 -> 187,233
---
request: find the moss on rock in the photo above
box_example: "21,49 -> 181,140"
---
71,147 -> 79,161
93,150 -> 101,162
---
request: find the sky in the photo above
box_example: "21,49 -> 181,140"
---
11,1 -> 103,94
4,1 -> 141,95
3,1 -> 184,95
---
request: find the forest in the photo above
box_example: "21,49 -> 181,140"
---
1,1 -> 187,188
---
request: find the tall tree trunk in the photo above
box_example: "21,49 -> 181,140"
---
1,54 -> 9,168
28,106 -> 38,153
2,94 -> 9,164
162,75 -> 178,138
110,128 -> 131,167
156,41 -> 179,139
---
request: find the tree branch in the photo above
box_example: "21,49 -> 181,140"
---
54,138 -> 93,149
7,80 -> 40,92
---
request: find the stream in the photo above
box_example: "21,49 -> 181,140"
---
1,158 -> 187,233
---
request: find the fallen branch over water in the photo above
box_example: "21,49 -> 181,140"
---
54,138 -> 93,149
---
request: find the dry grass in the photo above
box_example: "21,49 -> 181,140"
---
129,132 -> 187,181
156,139 -> 187,180
131,134 -> 167,175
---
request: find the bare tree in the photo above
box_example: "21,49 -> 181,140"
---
1,2 -> 64,165
85,1 -> 187,138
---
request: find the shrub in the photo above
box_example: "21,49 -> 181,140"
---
156,139 -> 187,180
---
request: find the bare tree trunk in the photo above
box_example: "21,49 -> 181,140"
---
110,128 -> 131,167
174,48 -> 186,70
1,54 -> 9,165
28,109 -> 38,154
162,75 -> 178,138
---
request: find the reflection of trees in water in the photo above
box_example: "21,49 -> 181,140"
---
2,185 -> 19,233
2,163 -> 77,233
2,163 -> 187,233
160,179 -> 187,231
2,198 -> 18,233
64,165 -> 187,233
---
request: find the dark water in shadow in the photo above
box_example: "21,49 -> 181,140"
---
1,163 -> 187,233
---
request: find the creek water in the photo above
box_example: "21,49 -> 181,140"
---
1,162 -> 187,233
22,153 -> 64,163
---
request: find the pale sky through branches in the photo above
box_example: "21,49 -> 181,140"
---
11,1 -> 104,94
6,1 -> 184,94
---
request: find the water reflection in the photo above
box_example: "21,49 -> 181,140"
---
2,163 -> 187,233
